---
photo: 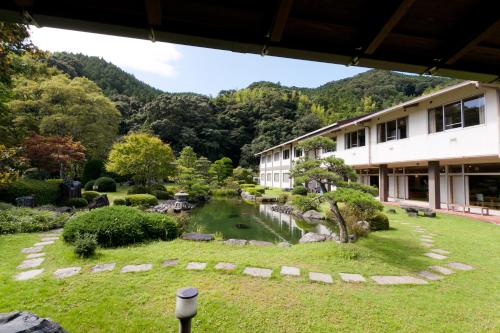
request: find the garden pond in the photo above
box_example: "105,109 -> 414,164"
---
188,198 -> 338,244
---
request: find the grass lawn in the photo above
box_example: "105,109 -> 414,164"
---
1,208 -> 499,332
85,185 -> 130,204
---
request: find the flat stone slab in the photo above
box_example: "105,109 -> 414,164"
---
248,240 -> 274,247
40,237 -> 59,242
17,258 -> 44,269
420,235 -> 433,239
418,270 -> 444,281
26,253 -> 45,259
431,249 -> 449,255
161,259 -> 178,267
421,243 -> 432,248
91,263 -> 116,273
420,238 -> 434,242
243,267 -> 272,278
299,232 -> 326,243
54,267 -> 81,279
21,246 -> 43,254
415,230 -> 425,233
309,272 -> 333,284
186,262 -> 207,270
120,264 -> 152,273
280,266 -> 300,277
181,233 -> 214,241
14,269 -> 44,281
371,275 -> 428,285
339,273 -> 366,283
277,242 -> 292,247
224,239 -> 248,246
400,222 -> 409,225
429,265 -> 454,275
33,241 -> 54,246
215,262 -> 236,271
446,262 -> 474,271
423,252 -> 447,260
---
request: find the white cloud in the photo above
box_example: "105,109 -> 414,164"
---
29,27 -> 182,77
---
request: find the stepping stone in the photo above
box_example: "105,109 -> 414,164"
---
181,233 -> 214,241
243,267 -> 272,278
26,253 -> 45,259
309,272 -> 333,284
17,258 -> 44,269
34,241 -> 54,246
91,263 -> 115,273
371,275 -> 428,285
215,262 -> 236,271
401,222 -> 409,225
224,239 -> 248,246
280,266 -> 300,277
161,259 -> 178,267
421,235 -> 433,239
54,267 -> 81,279
339,273 -> 366,283
431,249 -> 449,255
421,243 -> 433,248
418,270 -> 444,281
429,265 -> 454,275
186,262 -> 207,270
420,238 -> 434,242
423,252 -> 447,260
40,237 -> 59,242
248,240 -> 274,247
447,262 -> 474,271
14,269 -> 44,281
120,264 -> 152,273
21,246 -> 43,254
40,233 -> 60,237
415,230 -> 425,233
277,242 -> 292,247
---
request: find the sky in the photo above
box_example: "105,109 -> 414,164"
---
30,27 -> 369,96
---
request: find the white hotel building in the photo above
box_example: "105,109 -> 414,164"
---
256,81 -> 500,212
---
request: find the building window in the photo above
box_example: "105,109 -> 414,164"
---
266,155 -> 271,163
345,129 -> 365,149
260,173 -> 265,182
260,156 -> 264,164
274,173 -> 279,182
428,95 -> 484,133
294,148 -> 303,158
283,149 -> 290,160
274,152 -> 280,161
323,138 -> 337,153
283,173 -> 290,182
377,117 -> 408,143
266,173 -> 271,181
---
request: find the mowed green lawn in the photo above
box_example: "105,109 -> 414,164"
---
0,208 -> 499,332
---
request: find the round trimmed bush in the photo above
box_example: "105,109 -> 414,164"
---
94,177 -> 117,192
148,184 -> 166,192
368,212 -> 390,231
151,190 -> 172,200
67,197 -> 88,208
74,233 -> 97,258
63,206 -> 177,247
125,194 -> 158,207
292,185 -> 308,195
0,179 -> 61,205
113,198 -> 127,206
82,191 -> 100,202
84,180 -> 95,191
127,185 -> 150,194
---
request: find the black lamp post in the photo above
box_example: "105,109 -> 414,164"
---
175,287 -> 198,333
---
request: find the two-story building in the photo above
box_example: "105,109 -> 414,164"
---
256,81 -> 500,213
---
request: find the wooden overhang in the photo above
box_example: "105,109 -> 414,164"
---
1,0 -> 499,82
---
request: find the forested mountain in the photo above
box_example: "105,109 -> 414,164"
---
47,52 -> 162,102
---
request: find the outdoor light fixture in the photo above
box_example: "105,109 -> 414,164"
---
175,287 -> 198,333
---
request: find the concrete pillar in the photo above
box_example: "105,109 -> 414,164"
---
428,161 -> 441,210
379,164 -> 389,202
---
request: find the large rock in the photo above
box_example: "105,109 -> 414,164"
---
181,233 -> 214,241
299,232 -> 326,243
302,210 -> 324,220
248,240 -> 274,247
224,239 -> 248,246
0,311 -> 67,332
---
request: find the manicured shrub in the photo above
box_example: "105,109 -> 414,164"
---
125,194 -> 158,207
245,188 -> 262,197
127,185 -> 150,194
240,183 -> 256,189
151,190 -> 172,200
46,178 -> 64,185
94,177 -> 117,192
292,185 -> 308,195
74,233 -> 97,258
82,191 -> 100,202
63,206 -> 178,247
0,202 -> 14,210
0,208 -> 69,234
277,193 -> 290,204
367,212 -> 390,231
292,193 -> 319,213
82,159 -> 104,184
22,167 -> 48,180
67,197 -> 88,208
148,184 -> 166,192
254,186 -> 265,194
212,188 -> 239,197
84,180 -> 95,191
0,179 -> 61,205
113,198 -> 126,206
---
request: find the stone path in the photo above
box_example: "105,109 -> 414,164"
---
280,266 -> 300,277
215,262 -> 236,271
371,275 -> 428,285
121,264 -> 152,273
309,272 -> 333,284
243,267 -> 272,278
54,267 -> 81,279
339,273 -> 366,283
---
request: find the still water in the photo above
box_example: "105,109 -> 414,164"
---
188,198 -> 337,244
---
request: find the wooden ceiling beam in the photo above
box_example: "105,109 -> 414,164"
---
145,0 -> 162,26
364,0 -> 416,55
269,0 -> 293,42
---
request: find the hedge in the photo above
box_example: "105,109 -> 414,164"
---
0,179 -> 61,205
152,190 -> 172,200
63,206 -> 178,247
113,198 -> 126,206
368,212 -> 390,231
125,194 -> 158,207
292,185 -> 308,195
94,177 -> 117,192
84,180 -> 95,191
0,208 -> 69,234
67,197 -> 88,208
82,191 -> 100,202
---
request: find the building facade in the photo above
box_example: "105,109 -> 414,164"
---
257,81 -> 500,212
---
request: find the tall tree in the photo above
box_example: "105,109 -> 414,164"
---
177,146 -> 197,169
0,144 -> 27,188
